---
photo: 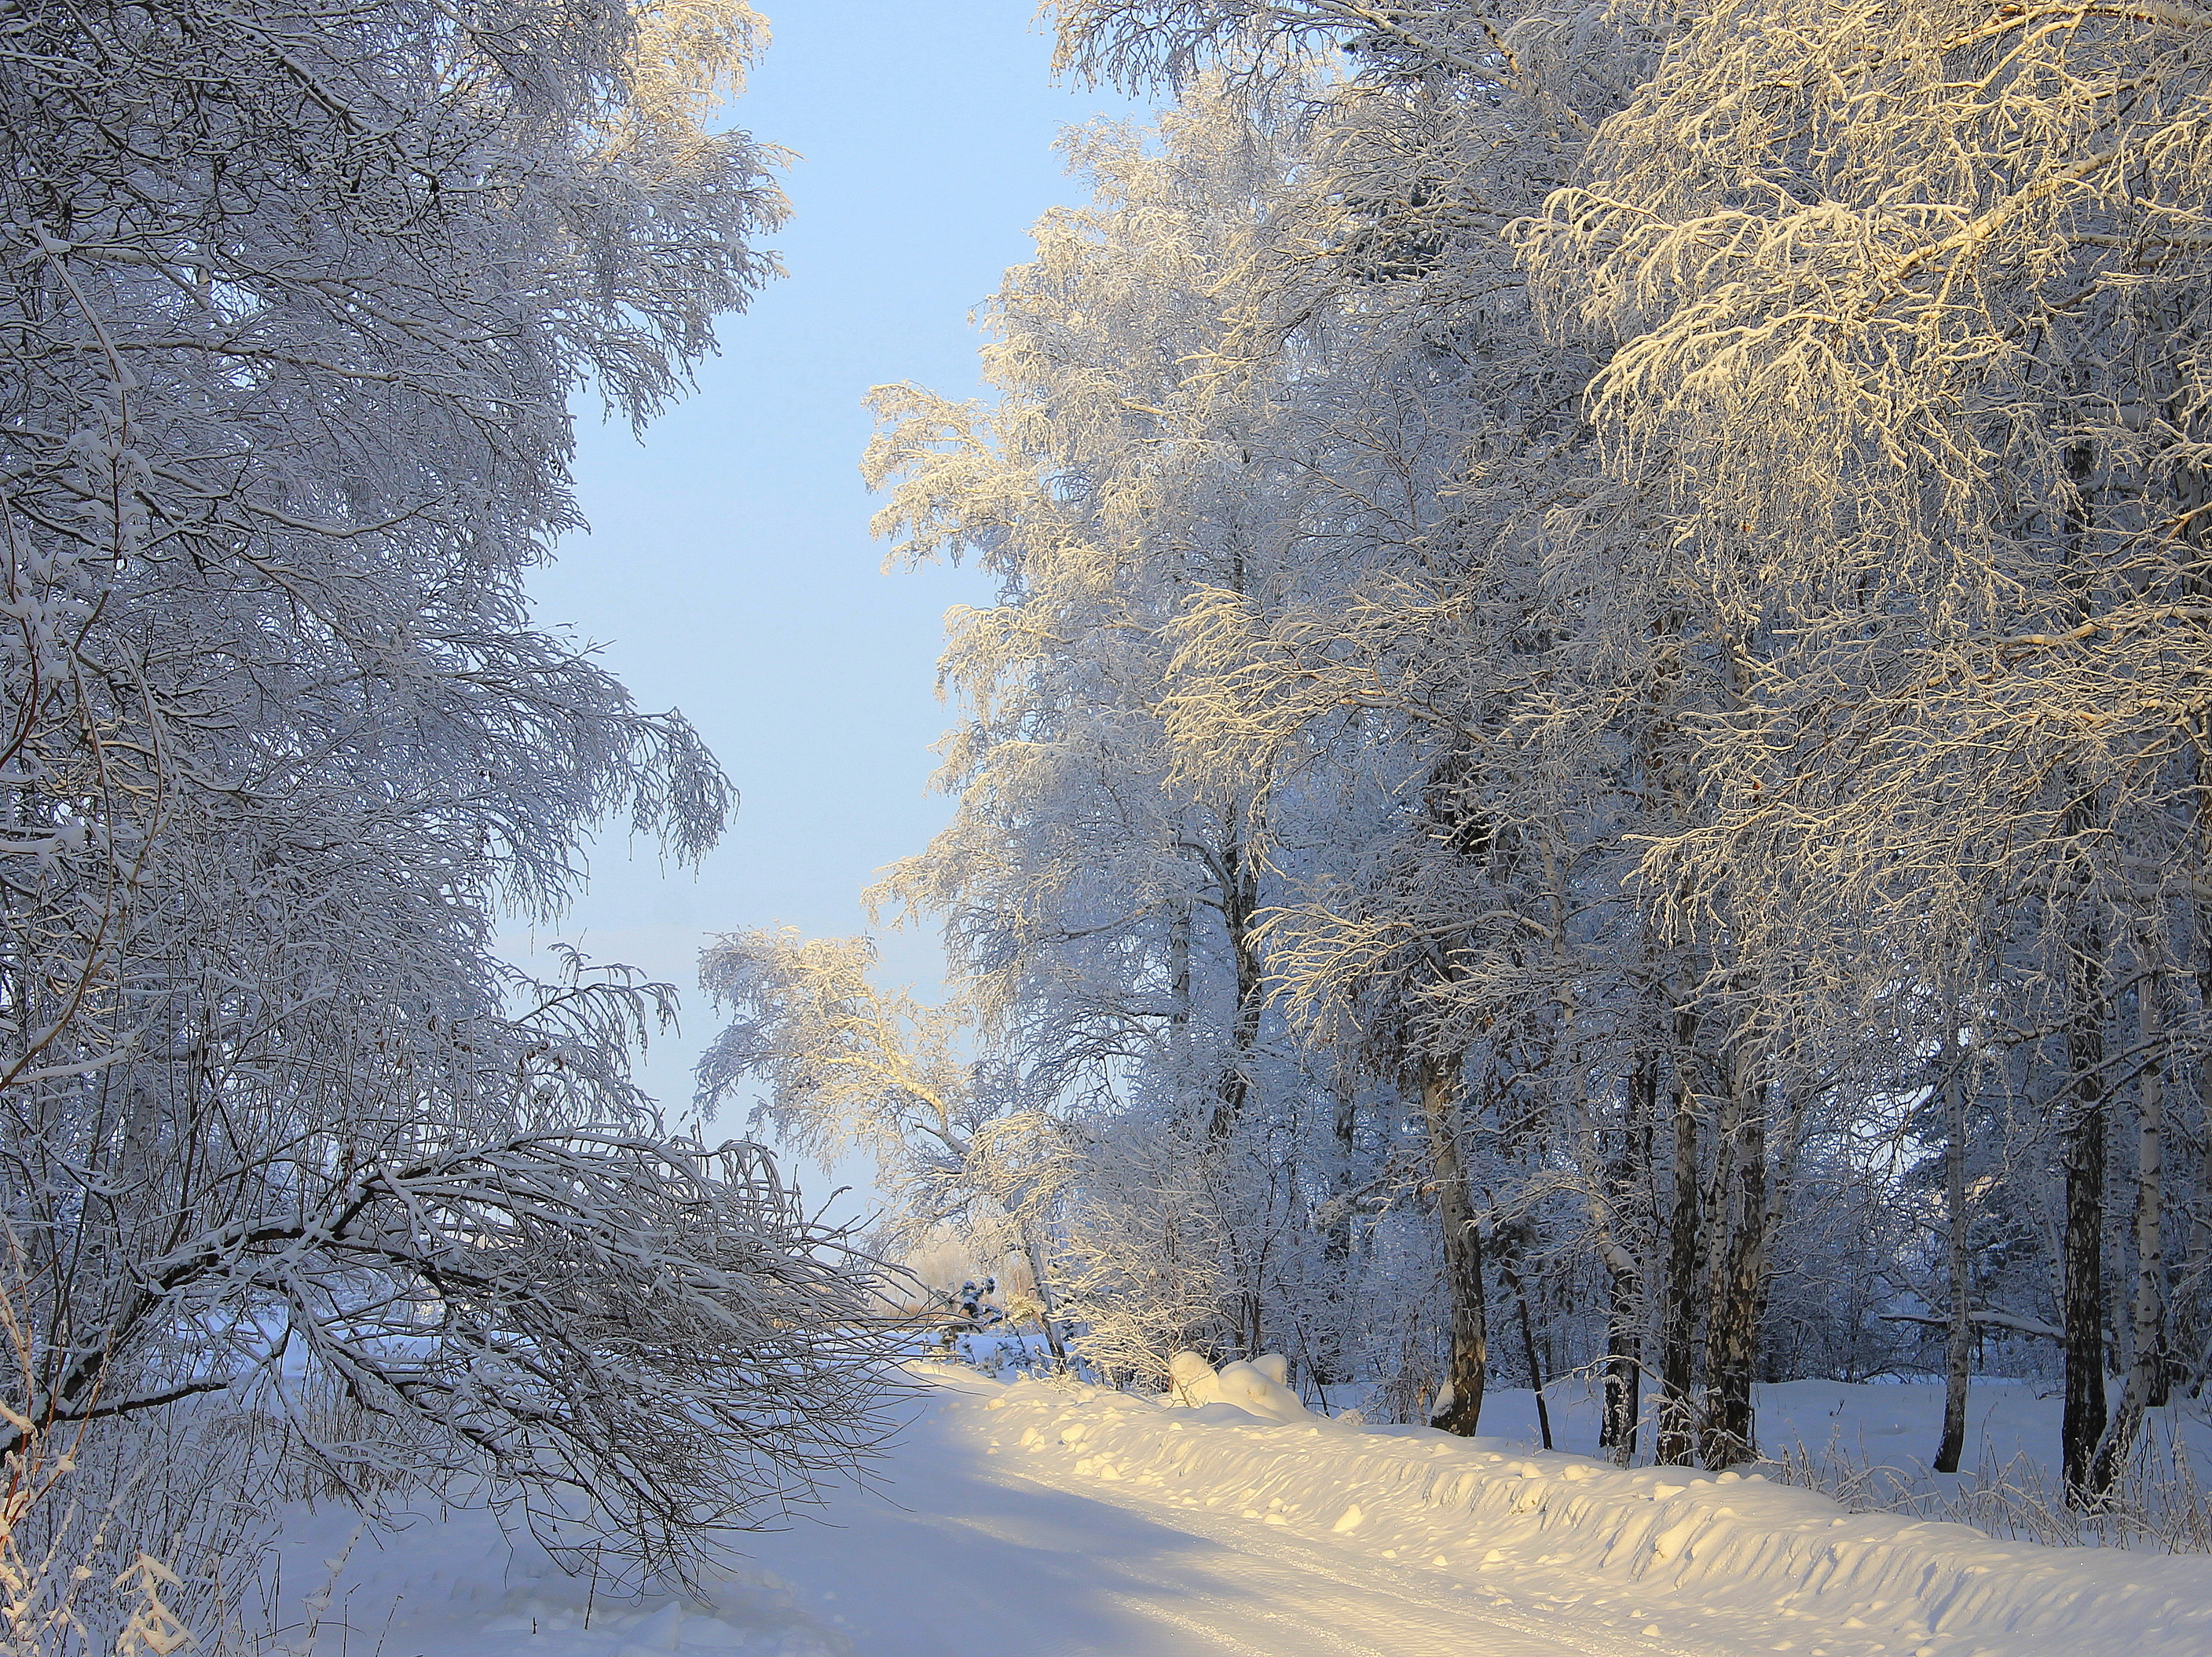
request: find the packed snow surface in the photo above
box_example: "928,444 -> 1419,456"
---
262,1364 -> 2212,1657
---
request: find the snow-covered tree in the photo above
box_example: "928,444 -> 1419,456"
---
643,0 -> 2212,1509
1520,0 -> 2212,1501
859,95 -> 1359,1383
1,0 -> 895,1619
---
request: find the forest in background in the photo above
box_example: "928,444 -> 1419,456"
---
712,0 -> 2212,1522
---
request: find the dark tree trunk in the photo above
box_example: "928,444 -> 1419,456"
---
1313,1074 -> 1361,1388
1419,1052 -> 1488,1436
1657,1010 -> 1705,1465
2093,946 -> 2167,1491
1498,1224 -> 1552,1449
2061,923 -> 2110,1505
1935,1033 -> 1972,1474
1599,1052 -> 1655,1463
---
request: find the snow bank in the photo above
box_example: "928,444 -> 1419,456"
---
956,1365 -> 2212,1657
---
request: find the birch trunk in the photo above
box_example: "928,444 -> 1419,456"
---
1419,1052 -> 1489,1436
1207,825 -> 1264,1144
1934,1030 -> 1973,1474
2060,918 -> 2110,1505
1700,1050 -> 1767,1468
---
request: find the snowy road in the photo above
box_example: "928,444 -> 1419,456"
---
731,1377 -> 1776,1657
747,1443 -> 1658,1655
270,1369 -> 2212,1657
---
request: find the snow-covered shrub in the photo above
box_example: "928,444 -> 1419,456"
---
1052,1122 -> 1240,1387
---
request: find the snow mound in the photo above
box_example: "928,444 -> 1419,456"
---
1166,1350 -> 1315,1423
953,1370 -> 2212,1657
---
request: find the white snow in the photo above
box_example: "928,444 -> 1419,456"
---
257,1363 -> 2212,1657
1166,1348 -> 1314,1421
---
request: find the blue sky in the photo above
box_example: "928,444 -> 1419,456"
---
504,2 -> 1148,1171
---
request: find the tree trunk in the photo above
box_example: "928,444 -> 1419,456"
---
1657,1016 -> 1705,1465
1935,1031 -> 1973,1474
1207,825 -> 1263,1146
2139,970 -> 2170,1414
1498,1223 -> 1552,1450
1169,892 -> 1193,1083
1599,1051 -> 1655,1463
1419,1052 -> 1488,1436
1018,1216 -> 1070,1369
2060,922 -> 2110,1505
1602,1264 -> 1642,1463
1701,1051 -> 1767,1469
1314,1073 -> 1361,1388
1518,1293 -> 1553,1450
2092,949 -> 2166,1491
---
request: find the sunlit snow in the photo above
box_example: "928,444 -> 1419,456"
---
257,1364 -> 2212,1657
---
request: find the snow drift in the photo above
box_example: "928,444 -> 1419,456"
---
958,1363 -> 2212,1657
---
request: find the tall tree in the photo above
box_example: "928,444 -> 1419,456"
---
1,0 -> 893,1620
1520,0 -> 2212,1498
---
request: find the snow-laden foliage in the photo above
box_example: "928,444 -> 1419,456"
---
2,0 -> 899,1628
1515,0 -> 2212,1498
685,0 -> 2212,1527
696,927 -> 1075,1365
855,100 -> 1338,1382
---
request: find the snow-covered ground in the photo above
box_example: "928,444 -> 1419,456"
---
1447,1374 -> 2212,1485
256,1366 -> 2212,1657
